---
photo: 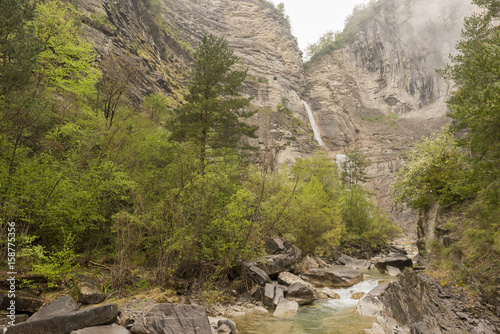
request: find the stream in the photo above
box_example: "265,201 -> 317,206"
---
236,270 -> 394,334
302,100 -> 325,147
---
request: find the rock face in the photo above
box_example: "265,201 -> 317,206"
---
76,0 -> 316,167
304,0 -> 475,235
130,303 -> 211,334
359,271 -> 500,334
301,266 -> 363,288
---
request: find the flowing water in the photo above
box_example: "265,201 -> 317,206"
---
236,271 -> 394,334
302,100 -> 325,147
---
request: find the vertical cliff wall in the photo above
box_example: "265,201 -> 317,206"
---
74,0 -> 316,166
304,0 -> 475,235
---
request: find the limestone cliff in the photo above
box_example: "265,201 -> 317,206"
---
74,0 -> 316,166
304,0 -> 475,235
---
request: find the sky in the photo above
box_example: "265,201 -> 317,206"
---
269,0 -> 369,53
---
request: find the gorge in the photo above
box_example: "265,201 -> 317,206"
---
1,0 -> 499,333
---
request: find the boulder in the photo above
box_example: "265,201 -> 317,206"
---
273,287 -> 284,306
257,240 -> 302,276
285,282 -> 316,305
338,254 -> 371,270
249,306 -> 268,316
273,298 -> 298,318
301,266 -> 363,288
316,288 -> 340,299
28,295 -> 79,322
356,282 -> 390,318
76,276 -> 105,305
263,283 -> 275,307
264,237 -> 285,254
130,303 -> 211,334
70,324 -> 131,334
1,304 -> 118,334
245,265 -> 272,287
0,291 -> 44,313
386,266 -> 402,277
277,272 -> 307,287
250,284 -> 263,301
352,292 -> 366,300
374,255 -> 413,275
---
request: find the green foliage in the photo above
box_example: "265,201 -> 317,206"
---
171,34 -> 258,175
340,147 -> 371,187
391,129 -> 475,209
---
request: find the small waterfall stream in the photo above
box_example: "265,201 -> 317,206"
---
302,100 -> 325,147
236,271 -> 393,334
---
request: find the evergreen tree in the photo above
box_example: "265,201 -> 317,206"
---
171,34 -> 258,175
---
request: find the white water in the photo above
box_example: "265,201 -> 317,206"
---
302,100 -> 325,147
237,271 -> 393,334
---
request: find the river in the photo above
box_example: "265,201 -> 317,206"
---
236,270 -> 394,334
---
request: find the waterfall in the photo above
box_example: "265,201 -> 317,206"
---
302,100 -> 325,147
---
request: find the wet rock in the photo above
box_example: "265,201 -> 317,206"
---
28,295 -> 79,322
352,292 -> 365,300
131,303 -> 211,334
357,281 -> 390,318
1,304 -> 118,334
273,298 -> 298,318
316,288 -> 340,300
386,265 -> 401,277
301,266 -> 363,288
285,282 -> 316,305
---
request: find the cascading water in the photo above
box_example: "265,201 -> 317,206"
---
302,100 -> 325,147
236,271 -> 394,334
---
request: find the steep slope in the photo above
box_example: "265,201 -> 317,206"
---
75,0 -> 316,166
304,0 -> 475,235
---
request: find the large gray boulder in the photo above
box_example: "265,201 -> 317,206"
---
1,304 -> 119,334
130,303 -> 211,334
257,240 -> 302,276
285,282 -> 316,305
338,254 -> 371,270
301,266 -> 363,288
28,295 -> 79,322
277,272 -> 307,287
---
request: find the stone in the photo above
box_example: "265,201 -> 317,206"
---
263,283 -> 275,307
217,319 -> 237,334
130,303 -> 211,334
386,265 -> 402,277
70,324 -> 131,334
316,288 -> 340,299
28,295 -> 79,322
245,264 -> 272,286
338,254 -> 371,270
256,241 -> 302,276
356,282 -> 390,318
76,276 -> 105,305
1,304 -> 119,334
374,256 -> 413,275
264,237 -> 285,254
0,291 -> 44,313
0,314 -> 28,326
301,266 -> 363,288
277,272 -> 307,287
250,284 -> 263,301
285,282 -> 316,305
250,306 -> 269,316
352,292 -> 365,300
273,287 -> 284,306
273,298 -> 298,318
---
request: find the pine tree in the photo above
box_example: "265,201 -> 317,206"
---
171,34 -> 258,175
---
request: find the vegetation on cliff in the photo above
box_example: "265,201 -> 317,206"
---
392,0 -> 500,306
